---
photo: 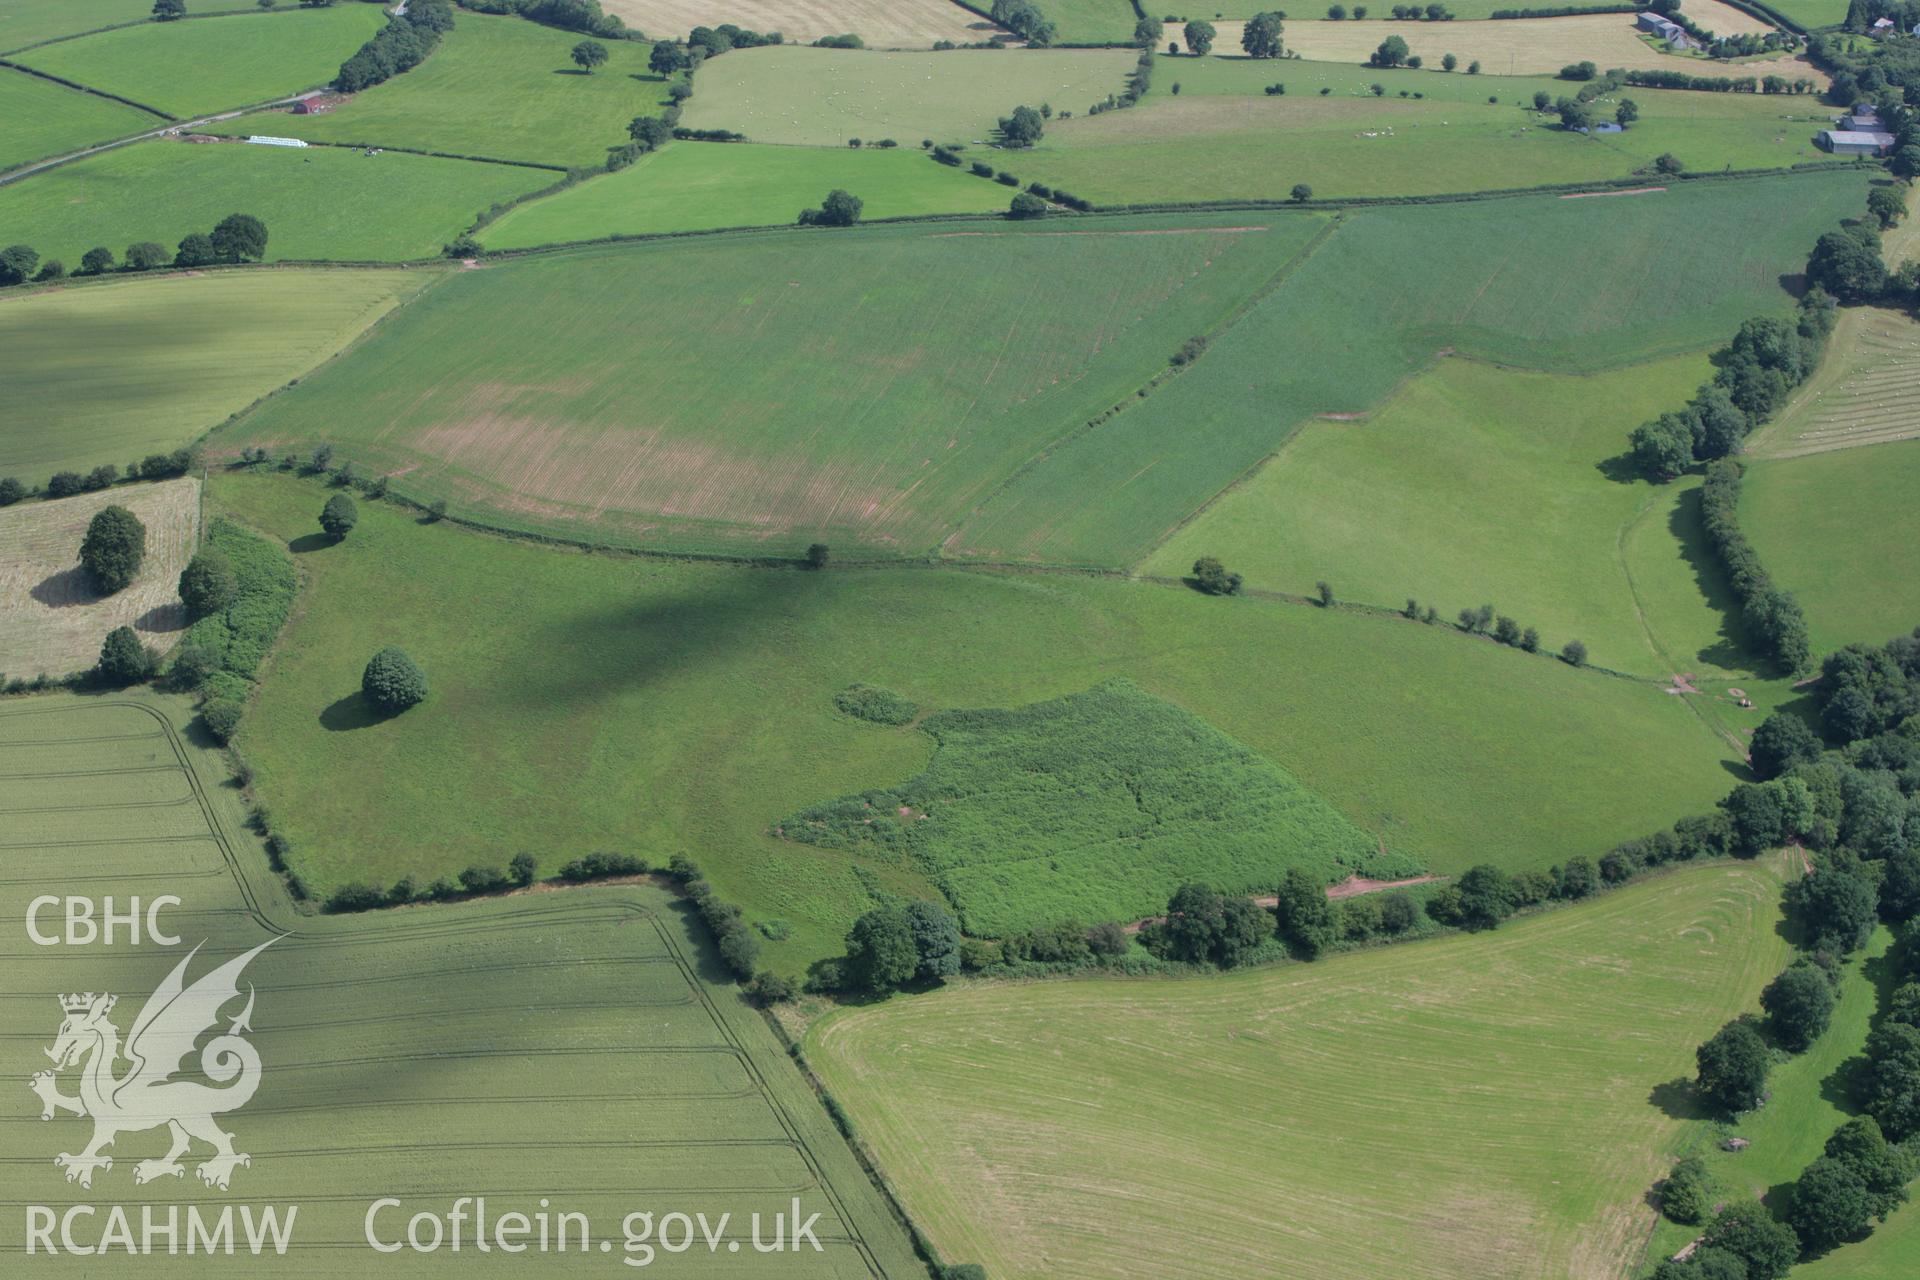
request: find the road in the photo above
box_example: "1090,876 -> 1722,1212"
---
0,87 -> 328,188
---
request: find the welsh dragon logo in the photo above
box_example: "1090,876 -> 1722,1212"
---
29,939 -> 274,1191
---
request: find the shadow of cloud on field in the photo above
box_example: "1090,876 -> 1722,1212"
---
320,691 -> 384,732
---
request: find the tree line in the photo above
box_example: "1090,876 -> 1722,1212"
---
336,0 -> 453,94
0,213 -> 267,290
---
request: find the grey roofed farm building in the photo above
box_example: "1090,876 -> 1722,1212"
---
1818,129 -> 1897,156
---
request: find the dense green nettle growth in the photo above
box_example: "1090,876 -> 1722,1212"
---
361,646 -> 428,714
177,548 -> 239,619
319,493 -> 358,540
80,506 -> 147,595
833,684 -> 919,726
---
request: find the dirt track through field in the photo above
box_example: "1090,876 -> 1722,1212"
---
1124,873 -> 1444,932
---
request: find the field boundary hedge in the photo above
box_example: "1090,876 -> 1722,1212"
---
0,57 -> 174,120
0,6 -> 283,58
195,129 -> 570,173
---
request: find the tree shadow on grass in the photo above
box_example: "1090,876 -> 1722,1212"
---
288,533 -> 334,554
29,566 -> 96,608
1650,1077 -> 1707,1122
1594,451 -> 1643,485
1667,486 -> 1767,677
319,691 -> 382,732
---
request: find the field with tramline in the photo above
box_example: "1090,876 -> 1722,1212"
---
807,858 -> 1793,1280
0,66 -> 157,174
0,140 -> 550,265
600,0 -> 1003,48
0,693 -> 926,1277
0,478 -> 199,681
0,268 -> 431,482
13,6 -> 386,117
681,45 -> 1136,147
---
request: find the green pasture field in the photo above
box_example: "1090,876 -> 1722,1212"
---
807,857 -> 1793,1280
478,141 -> 1008,247
1153,50 -> 1567,100
0,692 -> 925,1278
1040,0 -> 1142,42
0,67 -> 157,174
1752,0 -> 1853,27
219,213 -> 1325,556
0,140 -> 551,265
948,169 -> 1873,566
13,6 -> 387,118
0,268 -> 432,482
1742,439 -> 1920,657
1017,77 -> 1833,202
0,0 -> 160,53
680,45 -> 1137,147
209,469 -> 1734,969
272,13 -> 665,168
779,678 -> 1417,935
1146,355 -> 1764,682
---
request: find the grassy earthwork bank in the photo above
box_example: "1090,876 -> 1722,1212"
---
806,856 -> 1794,1280
270,12 -> 665,167
0,267 -> 434,481
11,5 -> 387,117
0,66 -> 157,174
210,468 -> 1736,969
0,140 -> 552,265
0,692 -> 926,1278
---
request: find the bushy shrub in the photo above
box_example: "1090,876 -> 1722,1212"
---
81,505 -> 146,594
200,698 -> 244,743
833,683 -> 919,725
362,646 -> 428,714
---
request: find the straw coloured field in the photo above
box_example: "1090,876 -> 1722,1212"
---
273,13 -> 667,167
0,268 -> 432,482
601,0 -> 1002,48
12,6 -> 386,117
478,141 -> 1008,247
0,140 -> 550,265
209,469 -> 1734,969
0,692 -> 926,1279
681,45 -> 1136,146
0,66 -> 156,173
0,478 -> 199,681
807,858 -> 1792,1280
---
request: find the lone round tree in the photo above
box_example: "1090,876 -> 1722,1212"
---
96,626 -> 153,685
571,39 -> 608,72
319,492 -> 358,541
362,647 -> 428,714
80,505 -> 147,594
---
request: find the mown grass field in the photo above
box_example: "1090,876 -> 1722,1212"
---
1017,85 -> 1834,202
0,477 -> 198,680
274,13 -> 665,168
779,679 -> 1417,934
0,140 -> 550,265
0,0 -> 168,53
0,692 -> 925,1278
681,45 -> 1136,146
0,66 -> 157,173
1029,0 -> 1140,43
478,141 -> 1008,247
1282,10 -> 1786,77
12,6 -> 386,117
220,213 -> 1323,555
0,268 -> 432,481
948,170 -> 1872,566
807,858 -> 1792,1280
1146,355 -> 1762,681
1742,439 -> 1920,657
211,469 -> 1734,969
1747,305 -> 1920,459
602,0 -> 1000,47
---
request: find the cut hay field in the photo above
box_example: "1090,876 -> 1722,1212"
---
1146,354 -> 1767,682
1016,86 -> 1830,202
1282,10 -> 1791,78
0,66 -> 157,174
0,692 -> 926,1279
209,469 -> 1736,969
478,141 -> 1008,247
0,268 -> 432,483
219,213 -> 1325,555
0,139 -> 551,265
0,478 -> 198,681
272,13 -> 666,168
806,857 -> 1793,1280
1742,439 -> 1920,656
1746,304 -> 1920,459
12,6 -> 387,118
948,169 -> 1872,566
0,0 -> 159,54
680,45 -> 1136,146
601,0 -> 1005,48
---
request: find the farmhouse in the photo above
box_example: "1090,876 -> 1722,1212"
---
1818,129 -> 1897,156
1635,11 -> 1694,49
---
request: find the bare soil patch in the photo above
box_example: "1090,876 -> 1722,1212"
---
1562,186 -> 1667,199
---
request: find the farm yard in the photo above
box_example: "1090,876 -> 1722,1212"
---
600,0 -> 1007,48
0,478 -> 198,681
0,268 -> 430,482
0,66 -> 158,174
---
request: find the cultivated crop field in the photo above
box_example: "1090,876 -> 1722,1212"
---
0,66 -> 157,174
219,214 -> 1323,555
681,46 -> 1136,147
478,141 -> 1008,247
209,470 -> 1734,969
0,0 -> 157,53
0,478 -> 198,681
0,140 -> 551,265
0,268 -> 431,482
0,693 -> 925,1277
12,6 -> 387,118
272,13 -> 666,168
600,0 -> 1004,48
807,858 -> 1793,1280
